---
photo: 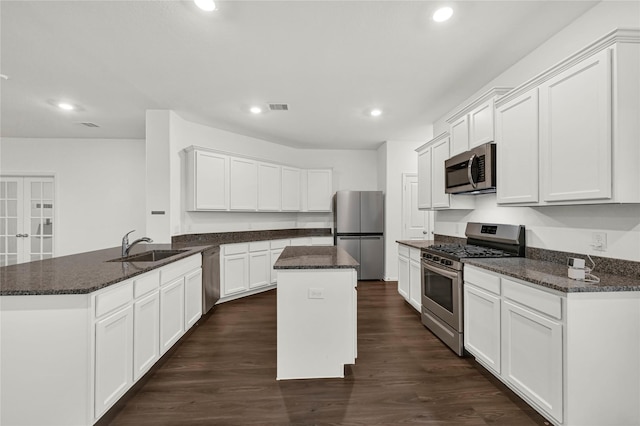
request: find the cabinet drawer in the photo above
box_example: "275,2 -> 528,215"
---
398,245 -> 410,257
249,241 -> 270,252
270,239 -> 290,250
161,255 -> 202,285
134,271 -> 160,299
95,282 -> 133,318
464,266 -> 501,295
502,278 -> 562,320
223,243 -> 249,256
409,248 -> 421,261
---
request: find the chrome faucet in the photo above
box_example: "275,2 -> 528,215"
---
121,230 -> 153,257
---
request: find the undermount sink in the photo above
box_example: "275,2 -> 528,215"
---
108,250 -> 187,263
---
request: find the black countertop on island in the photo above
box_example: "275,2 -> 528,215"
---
274,246 -> 358,270
0,244 -> 209,296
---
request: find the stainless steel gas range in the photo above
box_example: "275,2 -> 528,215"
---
421,222 -> 525,355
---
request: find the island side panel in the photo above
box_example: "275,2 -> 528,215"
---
276,268 -> 357,380
0,294 -> 91,426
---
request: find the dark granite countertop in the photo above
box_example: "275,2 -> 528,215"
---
274,246 -> 358,270
0,244 -> 209,296
396,240 -> 434,250
172,228 -> 332,248
463,257 -> 640,293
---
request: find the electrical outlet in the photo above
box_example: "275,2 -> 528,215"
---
591,232 -> 607,251
308,288 -> 324,299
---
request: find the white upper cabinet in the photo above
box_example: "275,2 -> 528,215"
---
258,162 -> 281,211
540,48 -> 612,203
446,87 -> 512,156
417,147 -> 432,209
184,147 -> 333,212
415,133 -> 474,210
306,169 -> 333,212
496,88 -> 540,204
186,149 -> 229,211
449,115 -> 470,156
230,157 -> 259,211
281,166 -> 301,211
495,29 -> 640,206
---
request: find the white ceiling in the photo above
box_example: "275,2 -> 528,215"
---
0,0 -> 599,150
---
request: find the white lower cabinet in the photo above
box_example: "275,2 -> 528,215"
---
133,291 -> 160,380
463,284 -> 501,374
502,299 -> 563,422
184,268 -> 203,329
160,278 -> 185,354
397,244 -> 421,313
221,237 -> 335,302
397,248 -> 409,300
463,265 -> 640,426
94,305 -> 133,418
408,250 -> 421,312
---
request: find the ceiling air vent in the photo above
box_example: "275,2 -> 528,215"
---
268,103 -> 289,111
78,122 -> 100,128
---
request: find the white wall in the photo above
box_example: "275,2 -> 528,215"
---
0,138 -> 146,256
146,111 -> 379,237
431,1 -> 640,261
379,137 -> 433,280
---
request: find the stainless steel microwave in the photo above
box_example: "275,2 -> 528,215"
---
445,142 -> 496,194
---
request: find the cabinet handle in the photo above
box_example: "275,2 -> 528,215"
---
23,234 -> 29,238
15,234 -> 23,238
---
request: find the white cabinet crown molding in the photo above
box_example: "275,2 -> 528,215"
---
445,87 -> 513,124
415,131 -> 449,153
496,27 -> 640,107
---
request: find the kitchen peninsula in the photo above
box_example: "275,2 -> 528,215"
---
274,246 -> 358,380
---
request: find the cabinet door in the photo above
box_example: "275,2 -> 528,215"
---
133,292 -> 159,381
281,167 -> 301,211
306,169 -> 333,211
502,300 -> 563,423
469,99 -> 495,148
160,278 -> 185,355
94,305 -> 133,418
229,157 -> 258,211
408,259 -> 421,312
195,151 -> 229,210
397,255 -> 409,301
540,48 -> 612,202
258,163 -> 281,211
222,253 -> 249,296
496,89 -> 540,204
417,148 -> 432,209
184,268 -> 203,329
450,115 -> 469,156
270,248 -> 284,284
431,138 -> 450,209
463,284 -> 501,374
249,250 -> 270,289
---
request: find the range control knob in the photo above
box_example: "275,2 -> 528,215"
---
442,259 -> 453,266
424,254 -> 432,259
432,256 -> 440,262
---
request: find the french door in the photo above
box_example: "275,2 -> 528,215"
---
0,176 -> 55,266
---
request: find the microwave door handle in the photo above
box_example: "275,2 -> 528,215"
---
467,154 -> 477,188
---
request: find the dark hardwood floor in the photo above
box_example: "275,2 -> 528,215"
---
109,281 -> 550,425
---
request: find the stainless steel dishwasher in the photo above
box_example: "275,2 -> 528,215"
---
201,246 -> 220,314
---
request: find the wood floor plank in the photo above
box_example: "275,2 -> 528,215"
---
108,281 -> 550,425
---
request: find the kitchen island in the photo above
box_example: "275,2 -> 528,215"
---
0,244 -> 208,426
274,246 -> 358,380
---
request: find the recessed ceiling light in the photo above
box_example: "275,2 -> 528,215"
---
370,108 -> 382,117
433,6 -> 453,22
194,0 -> 216,12
250,106 -> 263,114
57,102 -> 75,111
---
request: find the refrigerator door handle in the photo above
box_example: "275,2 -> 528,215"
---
338,236 -> 361,240
360,236 -> 382,239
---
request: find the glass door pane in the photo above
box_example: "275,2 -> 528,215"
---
25,177 -> 55,261
0,178 -> 23,266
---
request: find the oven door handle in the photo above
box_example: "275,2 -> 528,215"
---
422,260 -> 459,280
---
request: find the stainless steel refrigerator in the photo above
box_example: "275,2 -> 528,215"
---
334,190 -> 384,280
